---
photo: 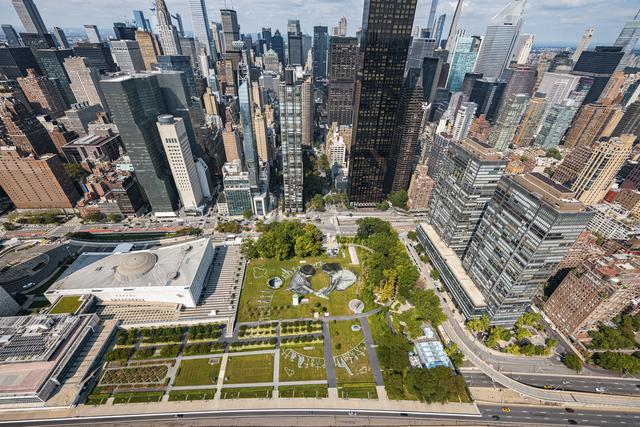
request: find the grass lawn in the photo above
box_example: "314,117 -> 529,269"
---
168,389 -> 216,401
329,320 -> 374,385
279,385 -> 328,398
224,353 -> 274,384
279,343 -> 326,382
173,358 -> 221,386
220,387 -> 273,399
237,251 -> 363,322
338,383 -> 378,399
85,394 -> 110,405
112,392 -> 164,404
49,296 -> 82,314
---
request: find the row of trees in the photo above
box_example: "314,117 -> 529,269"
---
241,221 -> 323,260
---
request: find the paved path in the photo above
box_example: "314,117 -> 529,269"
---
359,316 -> 384,387
221,381 -> 274,389
321,321 -> 337,388
213,353 -> 229,402
273,322 -> 281,392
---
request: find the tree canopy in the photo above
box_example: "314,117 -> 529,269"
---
406,366 -> 468,403
387,190 -> 409,210
252,221 -> 323,260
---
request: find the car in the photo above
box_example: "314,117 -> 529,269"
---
544,384 -> 555,389
501,407 -> 511,413
565,408 -> 575,413
595,387 -> 606,393
567,420 -> 578,425
22,282 -> 35,289
491,415 -> 501,421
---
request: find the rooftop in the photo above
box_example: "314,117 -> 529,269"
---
50,238 -> 212,292
419,223 -> 486,307
513,173 -> 587,213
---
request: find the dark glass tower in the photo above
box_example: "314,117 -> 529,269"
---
271,30 -> 286,64
312,26 -> 328,88
327,36 -> 358,126
348,0 -> 418,205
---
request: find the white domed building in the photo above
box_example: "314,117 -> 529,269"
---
46,238 -> 214,308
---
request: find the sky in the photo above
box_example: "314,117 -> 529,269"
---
1,0 -> 638,46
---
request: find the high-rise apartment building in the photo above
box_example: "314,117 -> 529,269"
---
0,95 -> 56,156
327,36 -> 358,126
279,68 -> 305,213
133,10 -> 150,32
135,30 -> 161,71
348,0 -> 418,205
301,75 -> 314,147
572,28 -> 594,62
312,26 -> 328,88
11,0 -> 48,35
156,0 -> 182,55
72,43 -> 117,74
426,132 -> 454,181
452,102 -> 477,141
238,72 -> 259,191
220,9 -> 240,54
497,63 -> 537,116
563,103 -> 623,149
83,25 -> 102,44
428,138 -> 506,257
221,160 -> 252,216
405,37 -> 437,74
17,68 -> 66,115
110,40 -> 146,74
444,0 -> 464,55
0,146 -> 79,209
446,36 -> 481,92
612,100 -> 640,137
513,34 -> 534,64
572,46 -> 624,104
100,74 -> 179,213
254,109 -> 270,165
222,122 -> 242,163
513,94 -> 546,147
488,93 -> 528,152
157,115 -> 204,212
271,30 -> 286,64
614,19 -> 640,66
534,100 -> 579,150
469,78 -> 507,122
189,0 -> 216,60
474,0 -> 526,80
34,48 -> 76,106
545,254 -> 640,337
463,173 -> 593,325
287,20 -> 304,66
571,135 -> 636,205
333,16 -> 348,37
113,22 -> 137,41
63,57 -> 107,110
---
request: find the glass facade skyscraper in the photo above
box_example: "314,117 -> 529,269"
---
279,68 -> 304,213
446,36 -> 481,92
348,0 -> 418,205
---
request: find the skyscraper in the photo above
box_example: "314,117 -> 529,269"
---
614,17 -> 640,66
434,14 -> 447,47
428,138 -> 506,257
32,48 -> 76,106
474,0 -> 526,80
157,115 -> 204,212
571,46 -> 624,104
100,74 -> 179,213
301,75 -> 314,147
563,103 -> 623,149
83,25 -> 102,44
333,16 -> 348,37
2,25 -> 21,47
111,40 -> 146,74
488,93 -> 528,152
444,0 -> 464,57
513,34 -> 534,64
348,0 -> 418,205
157,0 -> 182,56
469,78 -> 506,122
312,26 -> 329,88
271,30 -> 286,64
426,0 -> 439,37
496,63 -> 537,117
613,100 -> 640,137
0,95 -> 56,156
446,36 -> 481,92
452,102 -> 477,141
220,9 -> 240,54
52,27 -> 70,49
238,70 -> 259,191
571,27 -> 594,62
534,100 -> 579,149
405,37 -> 437,74
189,0 -> 216,60
571,135 -> 636,205
287,20 -> 304,66
327,36 -> 358,126
512,94 -> 545,146
113,22 -> 137,41
72,43 -> 117,73
280,68 -> 304,213
17,68 -> 66,115
135,30 -> 161,71
11,0 -> 48,35
463,173 -> 593,326
133,10 -> 150,31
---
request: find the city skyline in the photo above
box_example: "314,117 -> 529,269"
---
1,0 -> 639,46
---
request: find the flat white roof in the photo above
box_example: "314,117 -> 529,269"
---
51,238 -> 211,291
419,223 -> 487,307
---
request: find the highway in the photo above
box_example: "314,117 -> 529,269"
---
4,405 -> 640,426
464,370 -> 640,397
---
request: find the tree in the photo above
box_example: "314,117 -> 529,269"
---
412,289 -> 446,327
406,366 -> 468,403
243,209 -> 253,220
253,221 -> 323,260
595,352 -> 640,374
562,353 -> 583,373
466,315 -> 490,334
1,222 -> 20,231
84,211 -> 103,222
588,324 -> 636,350
376,200 -> 390,211
308,194 -> 326,212
445,343 -> 465,369
429,269 -> 441,281
376,269 -> 398,302
387,190 -> 409,210
216,221 -> 241,234
355,217 -> 393,241
240,238 -> 259,259
63,163 -> 90,180
107,213 -> 121,223
545,147 -> 562,160
407,231 -> 417,241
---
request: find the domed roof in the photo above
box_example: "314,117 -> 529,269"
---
115,252 -> 158,281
